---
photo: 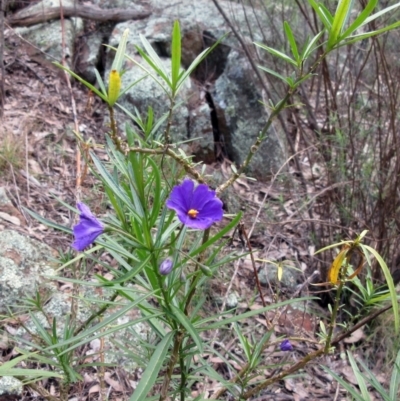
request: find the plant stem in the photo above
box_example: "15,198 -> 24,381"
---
164,98 -> 175,145
324,279 -> 345,353
179,342 -> 187,401
159,330 -> 184,401
108,105 -> 123,152
128,146 -> 205,183
184,229 -> 210,315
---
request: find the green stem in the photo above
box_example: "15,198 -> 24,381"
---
74,292 -> 118,336
159,330 -> 184,401
179,341 -> 187,401
184,229 -> 210,315
324,272 -> 346,353
108,105 -> 123,152
127,146 -> 205,183
164,98 -> 175,145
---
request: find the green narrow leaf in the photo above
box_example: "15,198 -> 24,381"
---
90,151 -> 137,216
176,33 -> 227,95
340,0 -> 378,41
129,332 -> 173,401
53,63 -> 108,101
197,297 -> 313,330
390,348 -> 400,399
328,0 -> 353,49
171,20 -> 182,94
135,49 -> 171,91
94,68 -> 108,97
301,30 -> 325,59
254,43 -> 298,67
361,244 -> 399,334
111,28 -> 129,72
23,207 -> 72,234
342,20 -> 400,47
139,34 -> 170,83
308,0 -> 333,29
347,352 -> 370,401
45,292 -> 155,354
258,65 -> 292,85
233,323 -> 251,361
363,2 -> 400,26
357,358 -> 391,401
189,212 -> 242,259
170,305 -> 203,353
321,365 -> 365,400
284,21 -> 300,62
0,367 -> 63,379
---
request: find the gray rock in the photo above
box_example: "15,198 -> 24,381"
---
14,0 -> 83,62
0,376 -> 23,396
0,230 -> 58,314
214,291 -> 239,310
106,0 -> 286,177
212,50 -> 285,178
16,17 -> 83,63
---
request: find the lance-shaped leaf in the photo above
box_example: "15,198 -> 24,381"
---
328,0 -> 353,50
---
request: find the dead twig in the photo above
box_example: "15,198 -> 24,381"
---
8,4 -> 151,27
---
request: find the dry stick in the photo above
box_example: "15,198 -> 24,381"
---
8,4 -> 151,27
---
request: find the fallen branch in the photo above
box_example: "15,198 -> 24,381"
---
8,4 -> 152,27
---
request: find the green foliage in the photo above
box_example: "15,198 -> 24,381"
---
12,7 -> 400,401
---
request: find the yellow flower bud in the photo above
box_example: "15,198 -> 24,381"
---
108,69 -> 121,106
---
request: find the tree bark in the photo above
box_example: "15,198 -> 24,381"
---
8,4 -> 152,27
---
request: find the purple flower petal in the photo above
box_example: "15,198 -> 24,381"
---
166,179 -> 223,230
280,339 -> 293,352
72,202 -> 104,251
166,179 -> 194,215
159,258 -> 173,275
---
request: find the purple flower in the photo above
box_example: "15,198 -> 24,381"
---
166,179 -> 223,230
280,339 -> 293,352
72,202 -> 104,251
159,258 -> 173,275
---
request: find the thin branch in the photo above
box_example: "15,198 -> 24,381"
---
8,4 -> 151,27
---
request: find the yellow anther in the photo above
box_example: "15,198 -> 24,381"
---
187,209 -> 199,218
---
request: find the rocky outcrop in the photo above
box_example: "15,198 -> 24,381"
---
0,230 -> 58,314
10,0 -> 287,179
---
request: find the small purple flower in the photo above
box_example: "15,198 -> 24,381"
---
280,339 -> 293,352
159,258 -> 173,275
72,202 -> 104,251
166,179 -> 223,230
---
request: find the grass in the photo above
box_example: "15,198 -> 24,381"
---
0,131 -> 24,176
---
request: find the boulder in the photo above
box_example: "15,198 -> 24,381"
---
14,0 -> 83,63
106,0 -> 287,178
0,230 -> 58,314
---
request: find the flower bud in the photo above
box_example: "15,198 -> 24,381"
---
280,339 -> 293,352
108,69 -> 121,106
159,258 -> 173,276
